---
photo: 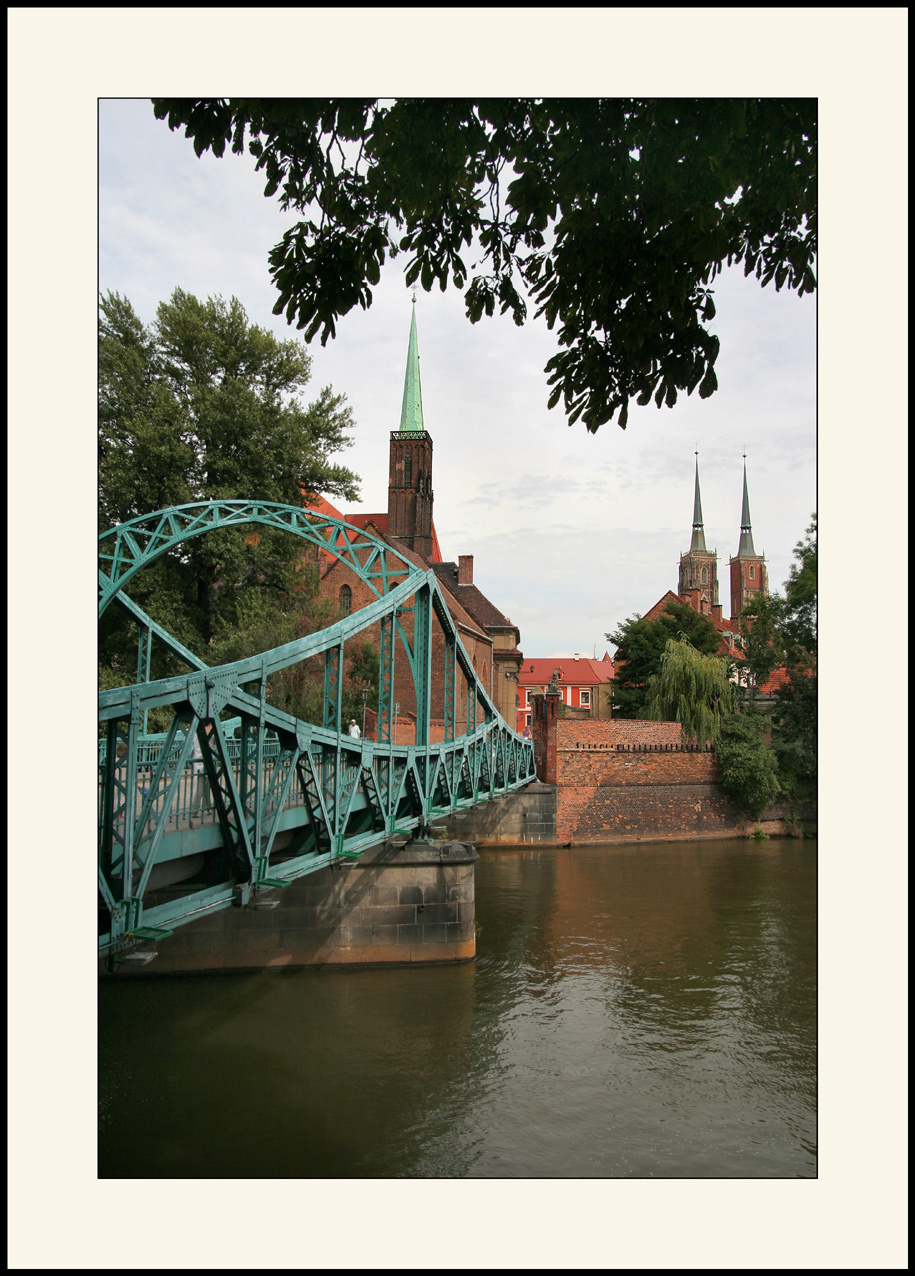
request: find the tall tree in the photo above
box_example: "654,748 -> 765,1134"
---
99,288 -> 359,694
151,98 -> 816,432
782,514 -> 817,657
738,513 -> 816,799
646,637 -> 735,742
607,599 -> 722,719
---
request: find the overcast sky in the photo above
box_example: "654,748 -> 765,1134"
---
99,98 -> 816,657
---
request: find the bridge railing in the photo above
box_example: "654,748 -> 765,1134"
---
98,719 -> 282,769
99,745 -> 302,828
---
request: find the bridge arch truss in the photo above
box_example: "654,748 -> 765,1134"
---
98,501 -> 535,958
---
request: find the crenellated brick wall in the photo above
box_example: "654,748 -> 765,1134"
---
567,719 -> 682,746
555,718 -> 752,843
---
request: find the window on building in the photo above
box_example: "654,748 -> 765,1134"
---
749,565 -> 755,580
525,713 -> 531,728
701,566 -> 708,584
403,450 -> 412,485
338,584 -> 352,614
525,688 -> 532,704
580,689 -> 591,708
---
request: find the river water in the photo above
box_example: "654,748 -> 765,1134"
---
98,838 -> 816,1178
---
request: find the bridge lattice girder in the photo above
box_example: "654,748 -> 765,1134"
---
99,502 -> 535,958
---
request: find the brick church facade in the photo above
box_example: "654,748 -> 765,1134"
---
307,302 -> 523,736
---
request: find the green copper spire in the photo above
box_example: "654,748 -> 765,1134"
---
399,298 -> 425,433
690,452 -> 707,552
737,458 -> 756,556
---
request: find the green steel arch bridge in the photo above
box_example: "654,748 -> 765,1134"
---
99,501 -> 536,961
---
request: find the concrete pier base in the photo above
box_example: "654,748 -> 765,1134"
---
102,839 -> 478,976
436,783 -> 558,845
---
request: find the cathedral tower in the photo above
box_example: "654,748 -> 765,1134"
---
729,458 -> 768,620
678,453 -> 720,616
387,299 -> 435,560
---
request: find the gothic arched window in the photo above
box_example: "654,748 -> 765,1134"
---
403,451 -> 412,485
338,584 -> 352,614
701,566 -> 708,584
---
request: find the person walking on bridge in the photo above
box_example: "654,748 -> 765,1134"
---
189,724 -> 210,824
347,719 -> 361,739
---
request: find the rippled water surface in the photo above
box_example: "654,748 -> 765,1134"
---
99,839 -> 816,1177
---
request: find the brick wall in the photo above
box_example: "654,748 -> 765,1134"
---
561,720 -> 683,747
318,556 -> 494,725
555,718 -> 751,843
531,689 -> 560,784
560,748 -> 719,786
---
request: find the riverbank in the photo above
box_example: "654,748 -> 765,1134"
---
438,780 -> 815,847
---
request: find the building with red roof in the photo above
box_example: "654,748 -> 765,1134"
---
517,654 -> 615,733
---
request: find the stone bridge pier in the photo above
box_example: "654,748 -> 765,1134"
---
103,838 -> 478,976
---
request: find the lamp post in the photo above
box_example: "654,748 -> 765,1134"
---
361,687 -> 369,740
394,702 -> 400,746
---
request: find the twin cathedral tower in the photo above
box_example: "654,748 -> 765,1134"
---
678,452 -> 768,624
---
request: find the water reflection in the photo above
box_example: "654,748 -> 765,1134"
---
99,839 -> 816,1178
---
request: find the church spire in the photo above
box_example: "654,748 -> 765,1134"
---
399,296 -> 425,433
690,452 -> 707,552
388,297 -> 434,560
737,457 -> 756,556
678,451 -> 719,616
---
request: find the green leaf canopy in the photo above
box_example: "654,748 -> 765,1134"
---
151,98 -> 817,433
99,288 -> 360,700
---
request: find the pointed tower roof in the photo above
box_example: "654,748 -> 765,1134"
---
399,298 -> 425,433
689,453 -> 708,552
737,458 -> 757,556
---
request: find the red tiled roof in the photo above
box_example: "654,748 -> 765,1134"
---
641,591 -> 682,624
518,657 -> 614,688
306,492 -> 351,526
431,563 -> 514,630
319,508 -> 442,563
757,666 -> 790,695
617,591 -> 744,663
346,511 -> 389,536
303,498 -> 443,565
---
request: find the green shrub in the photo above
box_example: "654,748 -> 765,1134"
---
714,711 -> 781,818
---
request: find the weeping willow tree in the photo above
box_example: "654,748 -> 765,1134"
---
645,637 -> 735,743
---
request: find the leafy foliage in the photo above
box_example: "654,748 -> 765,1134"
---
151,98 -> 816,432
714,711 -> 781,817
782,514 -> 817,657
737,514 -> 816,800
99,288 -> 363,723
607,599 -> 721,718
339,639 -> 380,728
646,637 -> 735,743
